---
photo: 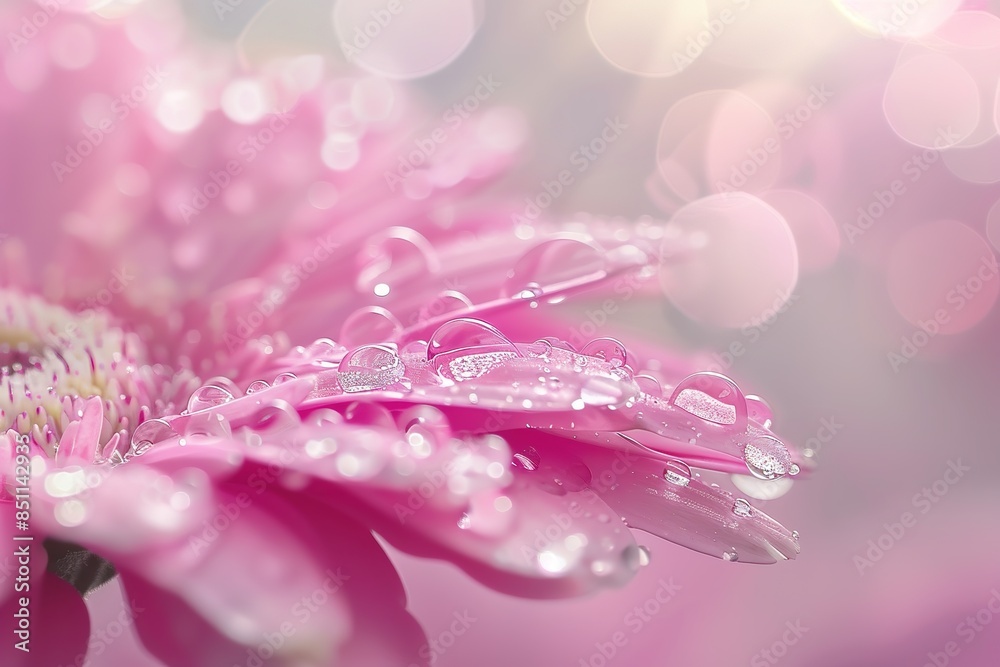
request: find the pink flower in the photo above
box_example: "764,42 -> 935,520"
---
0,3 -> 804,666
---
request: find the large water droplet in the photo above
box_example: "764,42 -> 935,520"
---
722,548 -> 739,562
663,459 -> 692,486
427,318 -> 520,381
581,337 -> 628,368
337,344 -> 404,393
129,418 -> 175,449
501,238 -> 608,298
186,383 -> 235,413
743,435 -> 792,480
668,372 -> 747,429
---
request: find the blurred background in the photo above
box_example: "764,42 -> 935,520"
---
4,0 -> 1000,665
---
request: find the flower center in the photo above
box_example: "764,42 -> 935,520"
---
0,289 -> 192,459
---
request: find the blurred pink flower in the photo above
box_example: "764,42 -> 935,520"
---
0,3 -> 804,666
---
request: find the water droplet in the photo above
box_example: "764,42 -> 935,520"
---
509,280 -> 542,299
527,338 -> 554,358
733,498 -> 754,518
792,530 -> 800,541
722,548 -> 739,562
789,463 -> 800,476
427,318 -> 520,381
581,337 -> 628,368
129,418 -> 174,450
669,372 -> 747,428
186,383 -> 234,413
272,372 -> 297,385
457,513 -> 471,529
501,238 -> 608,298
743,435 -> 792,480
337,344 -> 404,393
663,459 -> 692,486
512,447 -> 540,471
245,380 -> 270,394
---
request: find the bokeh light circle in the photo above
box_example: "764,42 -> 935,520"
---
883,52 -> 979,150
657,90 -> 780,202
832,0 -> 962,39
332,0 -> 478,79
660,192 -> 799,328
761,189 -> 841,272
585,0 -> 711,77
886,220 -> 998,335
987,199 -> 1000,254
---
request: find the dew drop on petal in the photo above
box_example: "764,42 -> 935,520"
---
743,435 -> 792,480
186,383 -> 235,413
581,337 -> 628,368
663,459 -> 692,487
337,344 -> 404,393
722,548 -> 739,562
427,318 -> 520,381
245,380 -> 270,394
130,418 -> 174,449
733,498 -> 754,518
